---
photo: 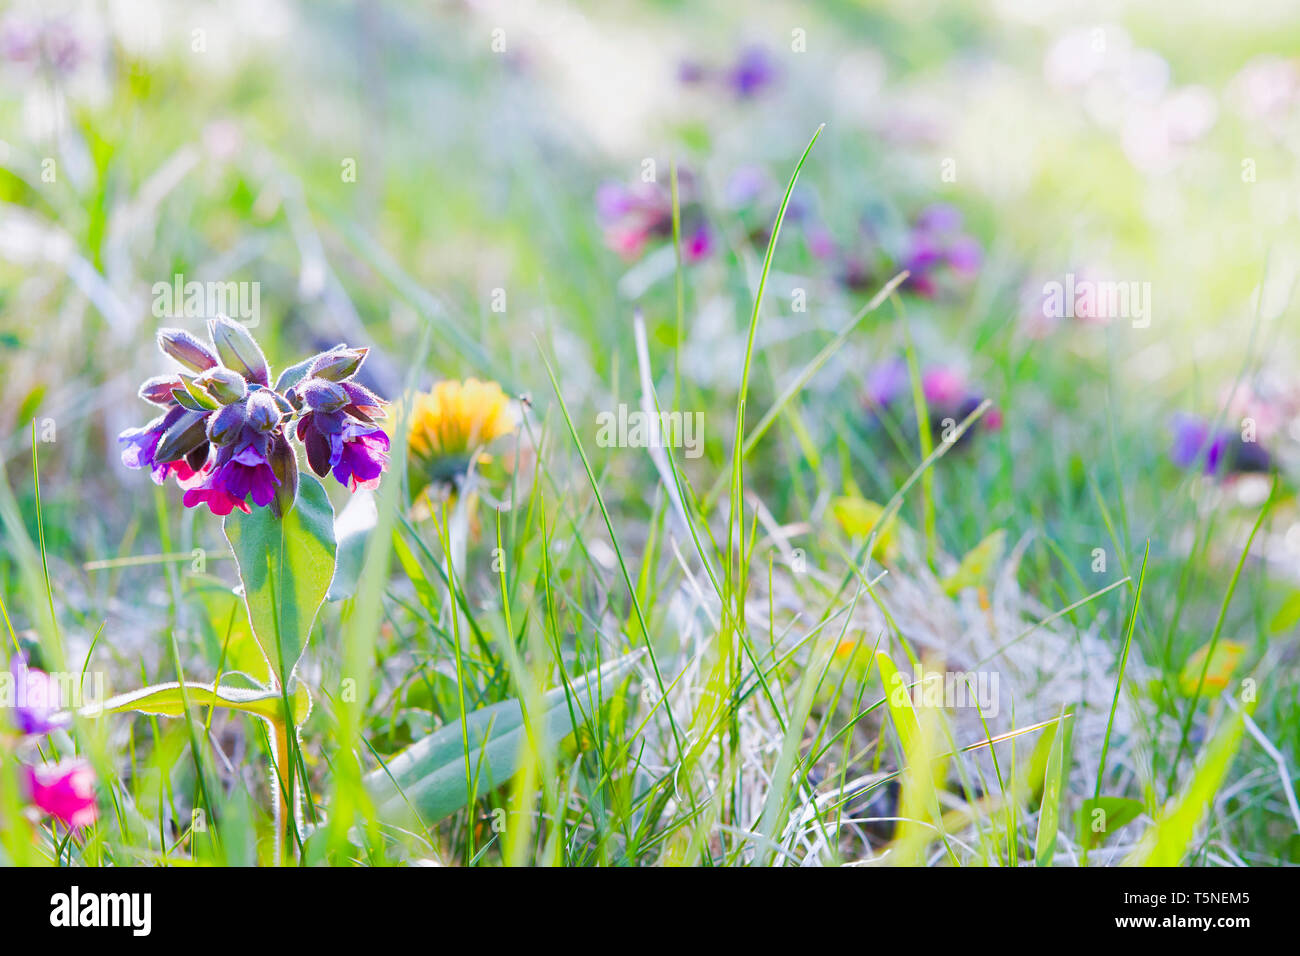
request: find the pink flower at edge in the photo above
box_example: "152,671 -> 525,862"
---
25,761 -> 97,831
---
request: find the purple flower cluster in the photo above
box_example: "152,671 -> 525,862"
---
901,204 -> 982,298
678,44 -> 781,100
595,171 -> 712,264
1169,414 -> 1271,478
815,202 -> 984,297
118,317 -> 389,516
865,359 -> 1003,444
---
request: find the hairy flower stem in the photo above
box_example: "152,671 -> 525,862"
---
271,718 -> 294,864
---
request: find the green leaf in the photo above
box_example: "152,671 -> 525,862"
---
1075,796 -> 1144,849
223,474 -> 336,688
1123,706 -> 1248,865
831,495 -> 898,563
942,529 -> 1006,596
87,680 -> 311,725
274,356 -> 315,393
1034,708 -> 1073,866
327,488 -> 377,602
1178,641 -> 1246,696
1270,591 -> 1300,633
365,652 -> 643,825
177,375 -> 220,411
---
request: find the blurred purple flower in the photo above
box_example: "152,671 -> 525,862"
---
724,165 -> 769,208
866,358 -> 909,410
805,224 -> 837,261
902,204 -> 982,297
1170,415 -> 1226,474
866,360 -> 1002,442
683,223 -> 713,262
1168,414 -> 1272,478
595,175 -> 713,263
915,203 -> 963,233
922,366 -> 966,406
8,654 -> 69,736
595,182 -> 638,223
727,45 -> 779,99
677,59 -> 707,85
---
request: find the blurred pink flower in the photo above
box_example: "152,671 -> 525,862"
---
922,366 -> 966,406
25,761 -> 97,830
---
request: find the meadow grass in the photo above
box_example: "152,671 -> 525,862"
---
2,1 -> 1299,868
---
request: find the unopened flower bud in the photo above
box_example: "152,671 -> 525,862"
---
138,374 -> 184,406
207,402 -> 248,446
208,316 -> 269,387
194,367 -> 248,405
341,380 -> 386,417
298,377 -> 349,413
309,346 -> 367,382
245,389 -> 281,432
157,329 -> 219,373
154,410 -> 211,464
268,433 -> 299,518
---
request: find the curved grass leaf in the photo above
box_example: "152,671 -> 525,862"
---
365,652 -> 643,826
1076,795 -> 1144,850
1034,708 -> 1073,866
1123,705 -> 1248,865
86,680 -> 311,724
223,474 -> 336,688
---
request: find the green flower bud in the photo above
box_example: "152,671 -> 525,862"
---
194,367 -> 248,405
309,346 -> 367,382
207,402 -> 248,446
245,388 -> 281,432
208,316 -> 269,386
154,410 -> 211,464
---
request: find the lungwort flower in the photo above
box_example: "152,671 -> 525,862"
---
119,317 -> 389,515
407,378 -> 517,490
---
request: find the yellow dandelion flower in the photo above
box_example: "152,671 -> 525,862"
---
407,378 -> 517,485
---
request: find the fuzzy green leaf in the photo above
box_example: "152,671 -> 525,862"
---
223,474 -> 336,688
365,652 -> 643,825
327,488 -> 377,602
